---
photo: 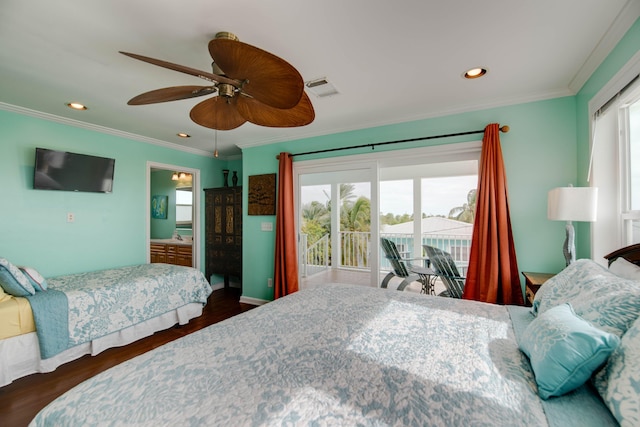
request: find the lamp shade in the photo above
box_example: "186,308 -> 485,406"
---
547,187 -> 598,222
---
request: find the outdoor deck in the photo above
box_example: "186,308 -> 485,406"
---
300,268 -> 448,295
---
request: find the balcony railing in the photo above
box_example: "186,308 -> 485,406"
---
341,231 -> 371,270
301,232 -> 472,277
300,234 -> 329,277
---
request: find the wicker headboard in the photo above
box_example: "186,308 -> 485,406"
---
604,243 -> 640,267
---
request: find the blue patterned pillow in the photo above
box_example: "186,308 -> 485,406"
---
520,303 -> 620,399
19,266 -> 48,291
594,317 -> 640,427
533,259 -> 640,337
0,257 -> 36,296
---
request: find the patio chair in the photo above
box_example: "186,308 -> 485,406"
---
380,238 -> 433,291
423,245 -> 466,298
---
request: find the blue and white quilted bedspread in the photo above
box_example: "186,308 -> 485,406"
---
43,263 -> 212,353
31,283 -> 549,426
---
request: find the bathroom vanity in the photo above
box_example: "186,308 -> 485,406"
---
150,239 -> 193,266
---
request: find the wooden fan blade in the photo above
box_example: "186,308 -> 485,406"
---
208,39 -> 304,110
120,51 -> 238,86
127,86 -> 216,105
236,92 -> 315,128
189,97 -> 246,130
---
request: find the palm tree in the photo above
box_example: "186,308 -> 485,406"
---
302,201 -> 330,226
340,196 -> 371,267
324,183 -> 357,210
344,196 -> 371,232
448,189 -> 477,223
301,201 -> 330,244
309,183 -> 370,267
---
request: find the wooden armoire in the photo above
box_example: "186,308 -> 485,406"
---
204,186 -> 242,288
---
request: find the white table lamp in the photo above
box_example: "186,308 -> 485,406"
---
547,186 -> 598,266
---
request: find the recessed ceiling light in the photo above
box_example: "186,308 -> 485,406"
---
177,133 -> 191,138
463,67 -> 487,79
66,102 -> 87,110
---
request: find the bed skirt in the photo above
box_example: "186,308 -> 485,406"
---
0,302 -> 203,387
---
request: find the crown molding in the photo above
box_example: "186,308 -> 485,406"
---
569,0 -> 640,93
236,88 -> 572,150
0,102 -> 223,158
588,49 -> 640,115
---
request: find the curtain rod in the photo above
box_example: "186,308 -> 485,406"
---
277,125 -> 509,159
595,74 -> 639,117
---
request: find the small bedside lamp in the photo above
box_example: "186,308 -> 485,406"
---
548,186 -> 598,266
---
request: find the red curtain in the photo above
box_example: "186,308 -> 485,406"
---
463,124 -> 524,305
274,152 -> 299,299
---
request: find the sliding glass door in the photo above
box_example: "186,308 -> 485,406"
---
379,162 -> 477,292
295,142 -> 481,290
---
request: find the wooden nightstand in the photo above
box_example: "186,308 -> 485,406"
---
522,272 -> 555,307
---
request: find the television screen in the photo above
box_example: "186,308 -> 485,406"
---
33,148 -> 115,193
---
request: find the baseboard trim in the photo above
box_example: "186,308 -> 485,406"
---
239,296 -> 270,306
210,281 -> 242,291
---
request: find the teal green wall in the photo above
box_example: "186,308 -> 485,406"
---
242,97 -> 578,301
0,109 -> 230,277
150,170 -> 176,239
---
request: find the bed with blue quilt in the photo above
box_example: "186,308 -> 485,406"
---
0,262 -> 212,387
29,245 -> 640,426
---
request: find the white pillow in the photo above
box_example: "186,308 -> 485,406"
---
609,257 -> 640,281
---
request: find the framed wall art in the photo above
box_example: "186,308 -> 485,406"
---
248,173 -> 276,215
151,195 -> 168,219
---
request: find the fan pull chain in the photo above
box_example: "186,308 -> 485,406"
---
214,130 -> 219,158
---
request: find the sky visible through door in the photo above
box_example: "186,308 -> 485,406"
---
301,175 -> 477,217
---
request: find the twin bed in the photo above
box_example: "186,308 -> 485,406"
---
0,262 -> 212,387
26,245 -> 640,426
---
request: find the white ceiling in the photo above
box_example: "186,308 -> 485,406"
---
1,0 -> 637,158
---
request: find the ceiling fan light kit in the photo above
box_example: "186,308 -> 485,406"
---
120,31 -> 314,132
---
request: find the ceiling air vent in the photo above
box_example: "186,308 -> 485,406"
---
305,77 -> 339,98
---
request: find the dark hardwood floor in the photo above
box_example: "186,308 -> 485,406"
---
0,287 -> 256,427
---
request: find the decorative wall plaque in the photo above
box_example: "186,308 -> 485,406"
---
248,173 -> 276,215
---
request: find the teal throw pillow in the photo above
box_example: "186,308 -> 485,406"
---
520,303 -> 620,399
0,257 -> 36,296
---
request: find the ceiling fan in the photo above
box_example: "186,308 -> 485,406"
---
120,32 -> 314,131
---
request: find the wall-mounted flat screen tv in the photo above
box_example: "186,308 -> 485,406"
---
33,148 -> 115,193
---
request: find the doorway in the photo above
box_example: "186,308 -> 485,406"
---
146,162 -> 201,269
